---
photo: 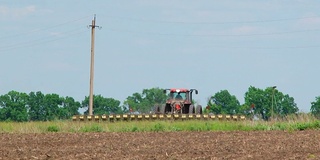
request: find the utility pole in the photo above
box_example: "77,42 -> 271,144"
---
271,86 -> 277,120
88,14 -> 100,116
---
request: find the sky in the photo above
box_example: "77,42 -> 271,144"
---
0,1 -> 319,113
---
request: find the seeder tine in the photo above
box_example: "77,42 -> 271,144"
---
159,114 -> 164,119
94,115 -> 100,121
188,114 -> 194,119
196,114 -> 202,119
115,114 -> 122,121
137,114 -> 143,120
151,114 -> 158,120
232,115 -> 238,121
122,114 -> 129,121
101,115 -> 108,121
173,114 -> 180,119
130,114 -> 136,120
87,115 -> 93,121
79,115 -> 85,121
109,114 -> 115,122
72,115 -> 78,121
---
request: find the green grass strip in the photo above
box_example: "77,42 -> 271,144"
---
0,120 -> 319,133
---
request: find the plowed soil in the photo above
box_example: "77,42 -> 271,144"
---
1,130 -> 320,160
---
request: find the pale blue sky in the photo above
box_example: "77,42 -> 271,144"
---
1,1 -> 319,112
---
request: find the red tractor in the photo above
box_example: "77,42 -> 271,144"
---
154,88 -> 202,114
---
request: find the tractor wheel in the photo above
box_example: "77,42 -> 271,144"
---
189,105 -> 195,114
196,105 -> 203,114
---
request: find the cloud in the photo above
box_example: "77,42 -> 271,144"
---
0,5 -> 36,18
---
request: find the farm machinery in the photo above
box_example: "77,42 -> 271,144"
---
72,88 -> 246,121
154,88 -> 203,114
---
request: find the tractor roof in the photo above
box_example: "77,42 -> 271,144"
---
170,88 -> 189,92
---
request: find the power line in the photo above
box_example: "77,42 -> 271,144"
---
106,15 -> 320,25
0,28 -> 88,52
205,45 -> 320,50
0,15 -> 92,40
106,27 -> 320,37
105,27 -> 320,49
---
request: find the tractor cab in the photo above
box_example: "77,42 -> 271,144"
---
165,88 -> 198,104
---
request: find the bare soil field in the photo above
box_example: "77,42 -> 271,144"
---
1,130 -> 320,160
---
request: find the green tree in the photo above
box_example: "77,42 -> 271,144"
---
207,90 -> 240,114
43,93 -> 63,121
28,91 -> 46,121
124,87 -> 166,113
59,96 -> 81,119
82,95 -> 121,114
311,96 -> 320,119
0,91 -> 29,122
245,86 -> 269,120
28,92 -> 64,121
276,94 -> 298,116
245,86 -> 298,120
238,104 -> 253,117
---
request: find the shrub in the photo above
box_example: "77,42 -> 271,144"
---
80,124 -> 103,132
272,123 -> 287,130
131,126 -> 139,132
152,123 -> 165,132
47,125 -> 59,132
253,124 -> 269,131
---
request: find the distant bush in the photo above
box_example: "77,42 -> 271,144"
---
131,126 -> 139,132
152,123 -> 165,132
47,125 -> 59,132
80,124 -> 103,132
292,121 -> 320,131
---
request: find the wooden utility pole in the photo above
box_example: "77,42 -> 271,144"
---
271,86 -> 277,120
88,15 -> 100,115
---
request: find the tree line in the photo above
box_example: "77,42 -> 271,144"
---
208,86 -> 299,120
1,86 -> 320,121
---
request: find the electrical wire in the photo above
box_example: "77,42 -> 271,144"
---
0,15 -> 92,40
0,28 -> 88,52
204,45 -> 320,50
105,15 -> 320,24
1,14 -> 319,52
106,27 -> 320,37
